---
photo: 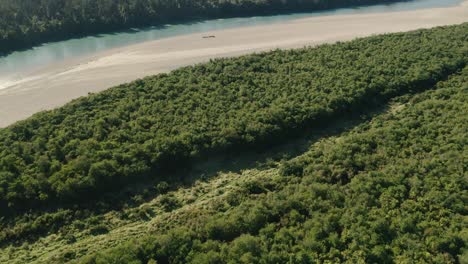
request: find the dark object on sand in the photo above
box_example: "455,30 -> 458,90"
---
203,35 -> 216,38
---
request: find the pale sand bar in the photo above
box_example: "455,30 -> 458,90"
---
0,1 -> 467,127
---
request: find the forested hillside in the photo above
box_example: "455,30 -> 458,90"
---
0,0 -> 403,54
0,24 -> 466,215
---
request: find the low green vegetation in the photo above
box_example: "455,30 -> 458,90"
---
0,0 -> 403,54
0,24 -> 467,215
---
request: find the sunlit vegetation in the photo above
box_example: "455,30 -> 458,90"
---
0,0 -> 403,54
0,24 -> 467,216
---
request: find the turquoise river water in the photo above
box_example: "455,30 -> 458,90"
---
0,0 -> 462,79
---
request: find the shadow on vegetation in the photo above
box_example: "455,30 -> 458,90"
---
99,103 -> 393,209
0,97 -> 393,247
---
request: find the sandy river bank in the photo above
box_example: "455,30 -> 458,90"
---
0,0 -> 467,127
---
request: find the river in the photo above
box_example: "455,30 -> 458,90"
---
0,0 -> 463,80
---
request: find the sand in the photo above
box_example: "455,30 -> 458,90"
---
0,1 -> 467,127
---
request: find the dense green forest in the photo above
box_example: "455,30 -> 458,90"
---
1,60 -> 465,264
0,24 -> 467,216
0,0 -> 404,54
0,24 -> 466,264
80,66 -> 468,264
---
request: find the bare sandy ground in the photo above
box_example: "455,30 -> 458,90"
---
0,1 -> 467,127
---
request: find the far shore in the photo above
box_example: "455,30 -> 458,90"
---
0,0 -> 467,128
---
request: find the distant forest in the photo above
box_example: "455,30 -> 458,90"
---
0,0 -> 405,54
